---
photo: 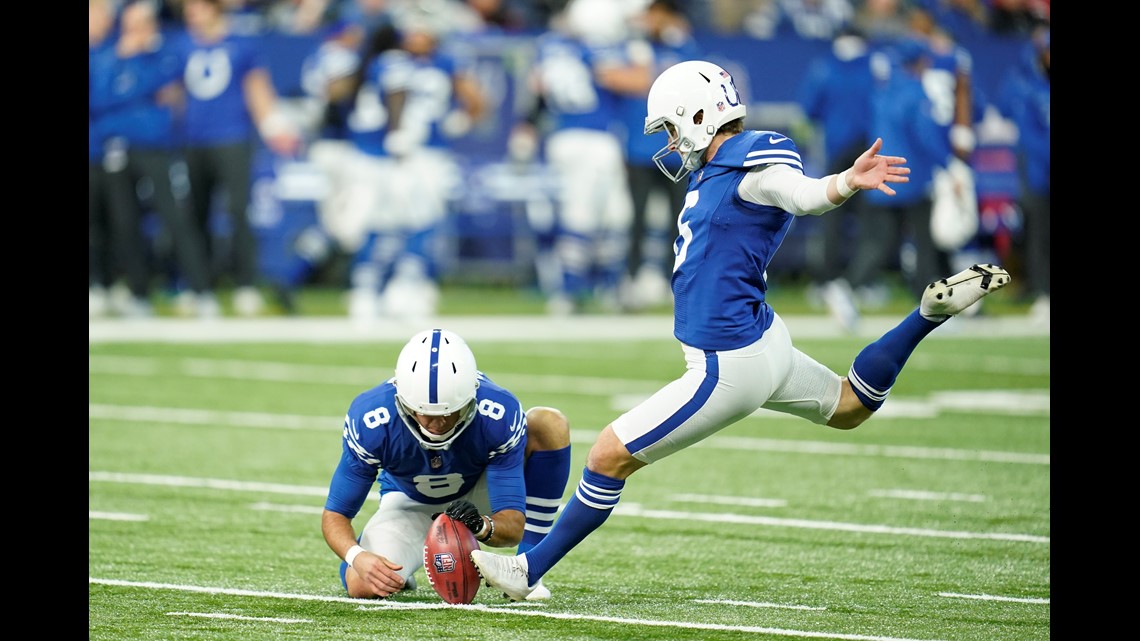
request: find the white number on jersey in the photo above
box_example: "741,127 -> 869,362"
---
673,190 -> 699,272
184,48 -> 233,101
921,68 -> 957,127
539,52 -> 599,114
412,473 -> 465,498
348,82 -> 388,133
362,406 -> 391,429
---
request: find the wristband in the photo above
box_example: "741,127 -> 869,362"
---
345,544 -> 365,567
258,110 -> 293,141
477,516 -> 495,543
949,124 -> 976,155
836,170 -> 857,198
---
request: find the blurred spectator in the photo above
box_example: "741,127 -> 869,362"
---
92,0 -> 221,318
852,0 -> 911,44
338,21 -> 402,322
996,27 -> 1048,319
913,0 -> 989,41
337,0 -> 401,42
263,0 -> 336,34
90,0 -> 164,318
988,0 -> 1048,35
297,20 -> 369,255
843,38 -> 953,304
702,0 -> 764,36
906,7 -> 983,264
518,0 -> 642,314
90,0 -> 118,317
795,25 -> 873,331
618,0 -> 701,312
172,0 -> 302,316
347,1 -> 487,321
775,0 -> 855,41
907,5 -> 981,162
462,0 -> 528,32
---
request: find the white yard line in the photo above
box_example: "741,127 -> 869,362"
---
89,472 -> 1049,545
88,403 -> 1049,465
91,577 -> 952,641
89,314 -> 1048,344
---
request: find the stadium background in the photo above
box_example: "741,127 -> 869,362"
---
145,15 -> 1034,309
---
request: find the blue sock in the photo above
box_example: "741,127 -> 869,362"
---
524,467 -> 624,584
848,309 -> 940,411
517,446 -> 571,556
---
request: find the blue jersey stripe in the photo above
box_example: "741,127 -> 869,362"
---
429,329 -> 442,404
626,351 -> 720,454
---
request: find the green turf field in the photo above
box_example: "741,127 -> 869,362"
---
89,316 -> 1049,641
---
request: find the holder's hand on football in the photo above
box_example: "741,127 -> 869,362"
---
432,500 -> 484,535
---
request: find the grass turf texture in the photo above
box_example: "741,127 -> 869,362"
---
90,330 -> 1049,641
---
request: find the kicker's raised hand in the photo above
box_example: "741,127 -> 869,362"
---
849,137 -> 910,196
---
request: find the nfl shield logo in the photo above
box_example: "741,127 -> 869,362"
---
433,552 -> 457,574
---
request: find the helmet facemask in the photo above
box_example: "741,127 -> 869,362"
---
395,397 -> 477,450
645,116 -> 713,183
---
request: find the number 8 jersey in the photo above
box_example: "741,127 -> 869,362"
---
323,372 -> 527,519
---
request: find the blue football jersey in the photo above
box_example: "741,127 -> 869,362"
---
348,47 -> 466,156
865,67 -> 951,206
533,32 -> 625,133
346,54 -> 392,157
172,29 -> 266,146
671,131 -> 805,352
378,48 -> 463,149
324,372 -> 527,519
88,40 -> 183,150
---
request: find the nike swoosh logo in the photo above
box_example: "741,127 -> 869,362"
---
769,135 -> 789,144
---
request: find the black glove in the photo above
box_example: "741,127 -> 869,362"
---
431,499 -> 484,535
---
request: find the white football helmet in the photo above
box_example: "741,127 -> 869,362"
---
563,0 -> 632,46
393,328 -> 480,450
644,60 -> 747,182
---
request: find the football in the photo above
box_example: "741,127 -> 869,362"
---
423,513 -> 481,604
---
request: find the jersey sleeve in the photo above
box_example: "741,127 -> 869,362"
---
738,163 -> 839,216
739,131 -> 805,173
323,392 -> 389,515
323,413 -> 382,518
481,386 -> 528,514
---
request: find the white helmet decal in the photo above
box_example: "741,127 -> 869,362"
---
644,60 -> 747,182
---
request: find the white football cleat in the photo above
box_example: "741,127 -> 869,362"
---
921,263 -> 1010,321
526,578 -> 551,601
470,550 -> 537,602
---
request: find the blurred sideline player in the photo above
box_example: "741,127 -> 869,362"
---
996,28 -> 1049,321
321,328 -> 572,601
346,1 -> 486,321
516,0 -> 642,315
296,19 -> 371,260
174,0 -> 302,316
795,25 -> 874,332
91,0 -> 221,319
618,0 -> 701,312
470,60 -> 1010,600
908,7 -> 985,280
89,0 -> 118,317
